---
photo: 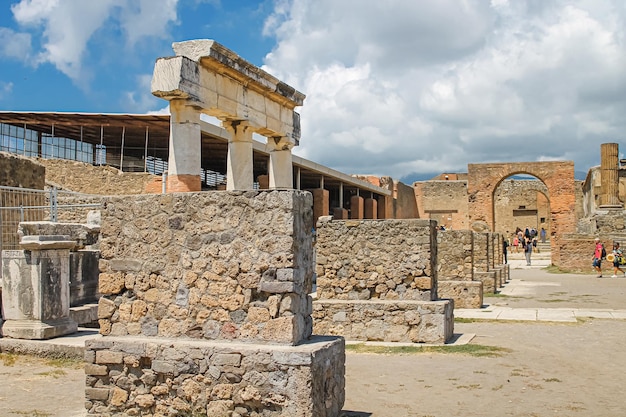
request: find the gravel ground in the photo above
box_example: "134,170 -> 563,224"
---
1,267 -> 625,417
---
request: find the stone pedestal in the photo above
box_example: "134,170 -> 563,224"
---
1,235 -> 78,339
86,336 -> 345,417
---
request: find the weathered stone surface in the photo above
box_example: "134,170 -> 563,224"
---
84,336 -> 345,417
97,191 -> 314,345
313,299 -> 454,344
315,219 -> 437,301
437,281 -> 483,309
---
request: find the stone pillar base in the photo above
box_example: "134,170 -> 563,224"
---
166,174 -> 201,192
2,317 -> 78,340
85,335 -> 345,417
312,299 -> 454,344
437,281 -> 483,309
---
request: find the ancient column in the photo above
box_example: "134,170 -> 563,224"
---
1,235 -> 78,339
600,142 -> 622,208
268,137 -> 294,189
167,100 -> 201,192
224,121 -> 254,190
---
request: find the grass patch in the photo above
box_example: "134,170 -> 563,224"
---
35,369 -> 67,378
10,411 -> 52,416
537,299 -> 569,303
456,384 -> 481,390
45,357 -> 83,369
544,377 -> 562,382
0,352 -> 18,366
345,343 -> 510,357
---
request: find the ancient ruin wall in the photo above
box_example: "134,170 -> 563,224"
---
97,190 -> 315,345
315,218 -> 437,301
437,230 -> 473,281
413,180 -> 469,230
0,152 -> 45,189
494,180 -> 550,236
39,158 -> 156,194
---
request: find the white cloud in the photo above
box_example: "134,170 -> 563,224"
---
0,82 -> 14,99
263,0 -> 626,180
0,27 -> 32,61
8,0 -> 180,87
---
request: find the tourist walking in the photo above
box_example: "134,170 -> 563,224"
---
503,237 -> 509,264
540,227 -> 547,243
611,242 -> 625,278
593,238 -> 604,278
524,236 -> 533,266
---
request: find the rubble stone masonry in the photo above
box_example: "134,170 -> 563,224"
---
88,190 -> 345,416
313,218 -> 454,344
97,191 -> 314,345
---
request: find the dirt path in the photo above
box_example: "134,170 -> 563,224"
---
343,319 -> 626,417
1,268 -> 625,417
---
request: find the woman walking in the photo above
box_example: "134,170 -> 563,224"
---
611,242 -> 625,278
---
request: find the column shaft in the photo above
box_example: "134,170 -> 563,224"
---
268,138 -> 294,189
600,143 -> 621,207
224,121 -> 254,190
167,101 -> 201,192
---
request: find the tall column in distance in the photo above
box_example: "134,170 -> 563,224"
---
224,121 -> 254,190
268,137 -> 294,189
167,100 -> 201,192
600,143 -> 622,208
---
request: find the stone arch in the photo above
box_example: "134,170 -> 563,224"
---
492,173 -> 550,236
467,161 -> 576,266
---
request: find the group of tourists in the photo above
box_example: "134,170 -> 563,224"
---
592,238 -> 626,278
503,226 -> 547,266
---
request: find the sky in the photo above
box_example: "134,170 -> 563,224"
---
1,0 -> 625,183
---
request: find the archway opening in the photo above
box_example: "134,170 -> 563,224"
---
493,173 -> 551,253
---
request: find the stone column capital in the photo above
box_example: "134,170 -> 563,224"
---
268,136 -> 295,151
222,120 -> 254,142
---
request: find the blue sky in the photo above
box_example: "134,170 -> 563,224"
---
1,0 -> 625,181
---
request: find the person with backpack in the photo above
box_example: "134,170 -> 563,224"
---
524,236 -> 533,266
593,238 -> 605,278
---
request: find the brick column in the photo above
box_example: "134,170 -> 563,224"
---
364,198 -> 378,219
600,143 -> 622,208
350,196 -> 364,219
167,100 -> 201,192
312,188 -> 329,224
333,208 -> 348,219
224,121 -> 254,190
377,195 -> 389,219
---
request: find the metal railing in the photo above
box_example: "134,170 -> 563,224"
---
0,185 -> 102,251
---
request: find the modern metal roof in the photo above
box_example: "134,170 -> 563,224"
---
0,111 -> 390,197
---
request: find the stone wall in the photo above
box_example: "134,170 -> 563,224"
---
313,217 -> 454,343
414,180 -> 469,230
90,190 -> 345,416
494,180 -> 550,236
437,230 -> 473,281
85,335 -> 345,417
39,158 -> 156,194
315,218 -> 436,301
98,191 -> 314,345
0,151 -> 45,189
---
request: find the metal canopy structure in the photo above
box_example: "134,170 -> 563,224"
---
0,111 -> 390,206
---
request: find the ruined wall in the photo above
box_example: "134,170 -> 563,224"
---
315,218 -> 437,301
413,180 -> 468,230
437,230 -> 473,281
0,151 -> 45,188
494,180 -> 550,236
97,190 -> 315,345
39,158 -> 156,194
